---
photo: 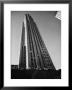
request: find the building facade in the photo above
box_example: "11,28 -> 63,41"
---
19,14 -> 55,70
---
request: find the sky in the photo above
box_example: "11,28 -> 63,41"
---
11,11 -> 61,70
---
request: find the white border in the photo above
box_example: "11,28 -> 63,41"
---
4,4 -> 69,87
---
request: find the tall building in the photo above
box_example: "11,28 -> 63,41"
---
19,14 -> 55,70
19,22 -> 26,69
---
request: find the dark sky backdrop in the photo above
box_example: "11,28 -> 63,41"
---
11,11 -> 61,70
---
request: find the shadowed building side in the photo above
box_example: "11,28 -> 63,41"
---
19,22 -> 26,69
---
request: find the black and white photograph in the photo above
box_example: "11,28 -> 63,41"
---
4,4 -> 69,86
11,11 -> 61,79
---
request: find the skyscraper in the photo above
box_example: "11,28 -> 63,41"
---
19,22 -> 26,69
19,14 -> 55,70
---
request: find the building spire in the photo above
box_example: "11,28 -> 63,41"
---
19,21 -> 26,69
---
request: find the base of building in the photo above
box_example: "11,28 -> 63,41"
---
11,68 -> 61,79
